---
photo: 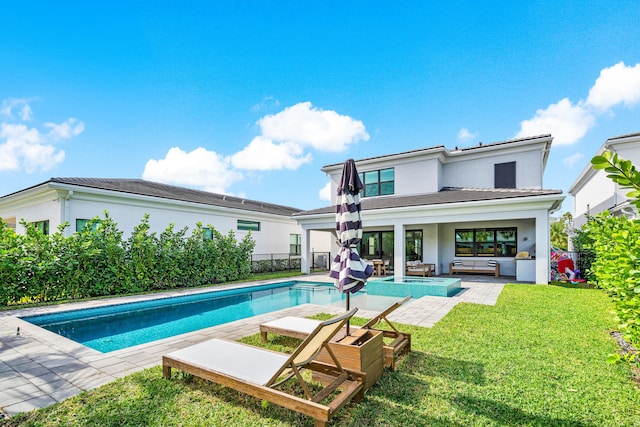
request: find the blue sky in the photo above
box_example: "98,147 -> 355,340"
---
2,1 -> 640,212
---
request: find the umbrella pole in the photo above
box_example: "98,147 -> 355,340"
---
346,292 -> 350,336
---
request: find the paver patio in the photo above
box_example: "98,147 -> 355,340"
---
0,274 -> 507,417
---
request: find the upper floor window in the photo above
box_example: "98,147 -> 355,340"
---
359,168 -> 394,197
31,220 -> 50,235
238,220 -> 260,232
455,227 -> 517,257
495,162 -> 516,188
290,234 -> 301,255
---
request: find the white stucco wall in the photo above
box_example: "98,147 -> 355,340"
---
442,148 -> 543,189
570,135 -> 640,228
394,158 -> 441,194
0,186 -> 318,257
68,196 -> 302,254
572,171 -> 616,227
1,192 -> 63,234
325,154 -> 442,203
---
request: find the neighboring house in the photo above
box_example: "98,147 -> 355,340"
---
294,134 -> 565,284
0,178 -> 330,256
568,132 -> 640,231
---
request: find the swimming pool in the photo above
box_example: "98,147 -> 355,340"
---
368,277 -> 462,297
21,281 -> 401,353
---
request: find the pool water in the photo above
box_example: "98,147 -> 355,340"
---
368,277 -> 462,297
22,281 -> 348,353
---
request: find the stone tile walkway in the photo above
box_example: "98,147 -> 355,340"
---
0,274 -> 507,417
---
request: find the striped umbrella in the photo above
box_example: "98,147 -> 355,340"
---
329,159 -> 373,333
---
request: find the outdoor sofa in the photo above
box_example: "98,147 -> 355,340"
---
449,259 -> 500,277
405,261 -> 435,277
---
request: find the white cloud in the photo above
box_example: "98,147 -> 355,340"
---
44,118 -> 85,141
230,136 -> 312,170
318,181 -> 332,202
0,123 -> 66,172
143,147 -> 243,194
586,62 -> 640,111
145,102 -> 368,196
250,96 -> 280,112
515,98 -> 595,145
516,62 -> 640,146
0,99 -> 84,173
1,98 -> 34,121
457,128 -> 478,141
258,102 -> 369,152
563,152 -> 584,168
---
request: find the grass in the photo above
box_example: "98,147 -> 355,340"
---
3,284 -> 640,426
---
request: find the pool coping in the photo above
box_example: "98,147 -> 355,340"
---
0,274 -> 506,417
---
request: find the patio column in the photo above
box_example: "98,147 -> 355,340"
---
534,211 -> 550,284
394,222 -> 405,281
301,226 -> 311,274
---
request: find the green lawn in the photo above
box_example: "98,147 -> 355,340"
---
4,284 -> 639,426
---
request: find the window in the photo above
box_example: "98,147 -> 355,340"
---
237,220 -> 260,232
359,168 -> 394,197
455,228 -> 517,257
3,217 -> 16,231
203,227 -> 213,240
31,220 -> 50,235
76,218 -> 102,232
360,231 -> 394,260
495,162 -> 516,188
405,230 -> 423,261
290,234 -> 301,255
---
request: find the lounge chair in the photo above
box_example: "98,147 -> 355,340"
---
163,308 -> 365,427
260,296 -> 412,370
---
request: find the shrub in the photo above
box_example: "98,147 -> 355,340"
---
0,213 -> 255,306
582,213 -> 640,347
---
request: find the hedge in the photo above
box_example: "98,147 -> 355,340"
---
0,212 -> 255,306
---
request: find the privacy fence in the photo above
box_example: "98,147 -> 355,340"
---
250,251 -> 331,273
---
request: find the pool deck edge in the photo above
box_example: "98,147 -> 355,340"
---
0,275 -> 506,417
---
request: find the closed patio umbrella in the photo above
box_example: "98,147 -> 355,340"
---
329,159 -> 374,334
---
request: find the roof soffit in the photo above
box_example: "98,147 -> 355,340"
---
0,183 -> 58,210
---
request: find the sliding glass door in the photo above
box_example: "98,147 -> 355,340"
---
361,231 -> 394,262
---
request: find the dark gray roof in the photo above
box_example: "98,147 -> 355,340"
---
42,178 -> 302,216
293,187 -> 563,216
322,134 -> 552,169
607,131 -> 640,142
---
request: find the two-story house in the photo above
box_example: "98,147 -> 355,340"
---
294,134 -> 564,284
568,132 -> 640,230
0,178 -> 331,256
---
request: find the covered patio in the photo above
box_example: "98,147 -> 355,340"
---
294,187 -> 564,285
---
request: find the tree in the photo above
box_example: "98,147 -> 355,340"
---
550,212 -> 572,250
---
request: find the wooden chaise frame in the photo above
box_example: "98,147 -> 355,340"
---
163,308 -> 365,427
260,296 -> 412,370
